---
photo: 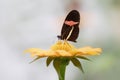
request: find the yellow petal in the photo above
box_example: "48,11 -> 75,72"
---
25,48 -> 47,57
54,50 -> 73,57
77,47 -> 102,56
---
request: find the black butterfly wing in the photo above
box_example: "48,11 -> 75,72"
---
57,10 -> 80,42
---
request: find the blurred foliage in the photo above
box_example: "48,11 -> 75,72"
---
97,0 -> 120,10
111,0 -> 120,7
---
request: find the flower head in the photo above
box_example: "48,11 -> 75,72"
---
25,40 -> 102,80
25,40 -> 101,58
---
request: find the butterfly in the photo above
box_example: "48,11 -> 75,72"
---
57,10 -> 80,42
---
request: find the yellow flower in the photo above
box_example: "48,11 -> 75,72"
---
25,40 -> 102,58
25,40 -> 102,79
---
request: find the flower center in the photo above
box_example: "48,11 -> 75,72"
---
51,41 -> 75,51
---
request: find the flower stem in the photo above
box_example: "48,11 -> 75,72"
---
59,60 -> 66,80
53,58 -> 69,80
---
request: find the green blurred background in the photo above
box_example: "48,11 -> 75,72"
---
0,0 -> 120,80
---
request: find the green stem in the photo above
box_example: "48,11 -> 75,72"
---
53,58 -> 69,80
59,61 -> 66,80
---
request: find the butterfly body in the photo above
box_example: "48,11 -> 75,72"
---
57,10 -> 80,42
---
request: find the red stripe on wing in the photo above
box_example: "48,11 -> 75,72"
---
64,21 -> 79,26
